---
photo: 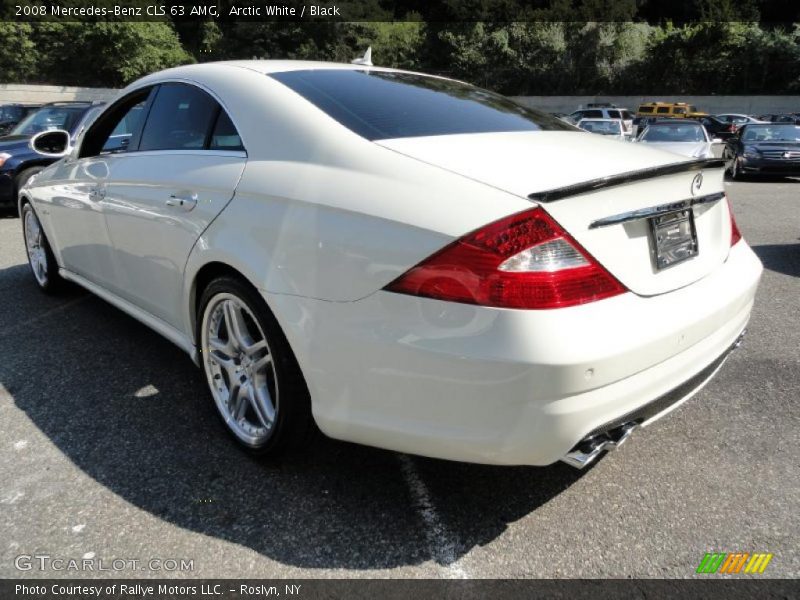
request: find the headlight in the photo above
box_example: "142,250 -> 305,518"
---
0,152 -> 11,168
743,146 -> 760,159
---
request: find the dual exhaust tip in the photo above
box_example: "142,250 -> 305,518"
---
561,421 -> 639,469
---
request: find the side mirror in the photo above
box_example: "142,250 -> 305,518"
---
711,138 -> 724,144
30,129 -> 71,157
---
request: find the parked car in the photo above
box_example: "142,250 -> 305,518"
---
714,114 -> 767,126
697,115 -> 740,140
723,123 -> 800,179
19,61 -> 762,469
576,118 -> 628,140
635,119 -> 715,159
0,103 -> 42,136
757,113 -> 800,125
0,102 -> 104,211
568,107 -> 633,133
636,102 -> 708,119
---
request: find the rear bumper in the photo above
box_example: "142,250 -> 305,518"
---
264,241 -> 762,466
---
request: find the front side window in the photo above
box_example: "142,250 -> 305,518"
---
639,106 -> 654,114
100,102 -> 147,154
656,106 -> 670,114
139,84 -> 219,151
270,69 -> 573,140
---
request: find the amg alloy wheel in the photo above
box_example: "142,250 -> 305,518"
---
198,277 -> 312,455
21,201 -> 62,293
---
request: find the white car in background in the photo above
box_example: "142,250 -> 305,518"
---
577,118 -> 629,141
19,61 -> 762,469
714,113 -> 768,126
568,106 -> 634,133
635,120 -> 716,159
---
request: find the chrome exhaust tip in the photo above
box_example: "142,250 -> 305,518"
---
561,421 -> 638,469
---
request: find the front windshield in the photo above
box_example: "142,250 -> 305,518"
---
579,121 -> 620,135
10,106 -> 87,136
0,105 -> 23,122
741,124 -> 800,142
641,124 -> 705,142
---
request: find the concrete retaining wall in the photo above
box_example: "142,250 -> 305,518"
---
2,84 -> 798,116
512,95 -> 800,116
0,84 -> 118,104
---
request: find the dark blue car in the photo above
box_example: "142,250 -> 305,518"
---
0,101 -> 104,212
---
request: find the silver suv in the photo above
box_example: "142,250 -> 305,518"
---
569,107 -> 634,133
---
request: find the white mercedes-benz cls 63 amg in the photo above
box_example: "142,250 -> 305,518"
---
19,61 -> 762,468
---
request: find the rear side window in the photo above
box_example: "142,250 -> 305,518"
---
639,106 -> 654,114
270,69 -> 573,140
583,110 -> 603,118
139,84 -> 218,151
656,106 -> 670,114
607,110 -> 620,119
209,111 -> 244,151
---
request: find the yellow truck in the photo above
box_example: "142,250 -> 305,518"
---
636,102 -> 709,118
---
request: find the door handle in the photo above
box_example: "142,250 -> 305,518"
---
166,193 -> 198,211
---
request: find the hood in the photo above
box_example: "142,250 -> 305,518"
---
375,131 -> 686,198
637,141 -> 711,158
0,135 -> 32,153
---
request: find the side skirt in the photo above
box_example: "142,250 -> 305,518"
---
59,268 -> 200,366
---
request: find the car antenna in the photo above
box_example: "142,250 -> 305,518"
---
351,47 -> 373,67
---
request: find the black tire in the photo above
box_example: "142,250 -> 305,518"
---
197,275 -> 314,457
20,200 -> 63,294
730,158 -> 745,181
15,166 -> 44,197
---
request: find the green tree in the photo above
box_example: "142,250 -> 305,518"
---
0,22 -> 40,82
32,22 -> 193,87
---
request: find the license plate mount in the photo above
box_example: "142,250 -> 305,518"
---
649,208 -> 698,270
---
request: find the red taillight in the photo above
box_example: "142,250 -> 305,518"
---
727,197 -> 742,246
384,207 -> 627,310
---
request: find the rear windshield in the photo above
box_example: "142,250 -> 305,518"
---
269,69 -> 573,140
641,123 -> 705,142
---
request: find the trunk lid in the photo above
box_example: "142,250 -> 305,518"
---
377,131 -> 731,297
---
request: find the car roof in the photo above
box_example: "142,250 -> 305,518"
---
126,60 -> 466,94
161,59 -> 431,77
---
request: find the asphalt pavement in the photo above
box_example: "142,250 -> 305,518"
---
1,178 -> 798,579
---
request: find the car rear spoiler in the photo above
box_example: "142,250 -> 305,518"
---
528,158 -> 726,203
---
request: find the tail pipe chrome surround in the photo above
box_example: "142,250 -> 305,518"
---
561,422 -> 639,469
561,328 -> 747,470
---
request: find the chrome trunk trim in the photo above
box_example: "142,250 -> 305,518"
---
588,192 -> 725,229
